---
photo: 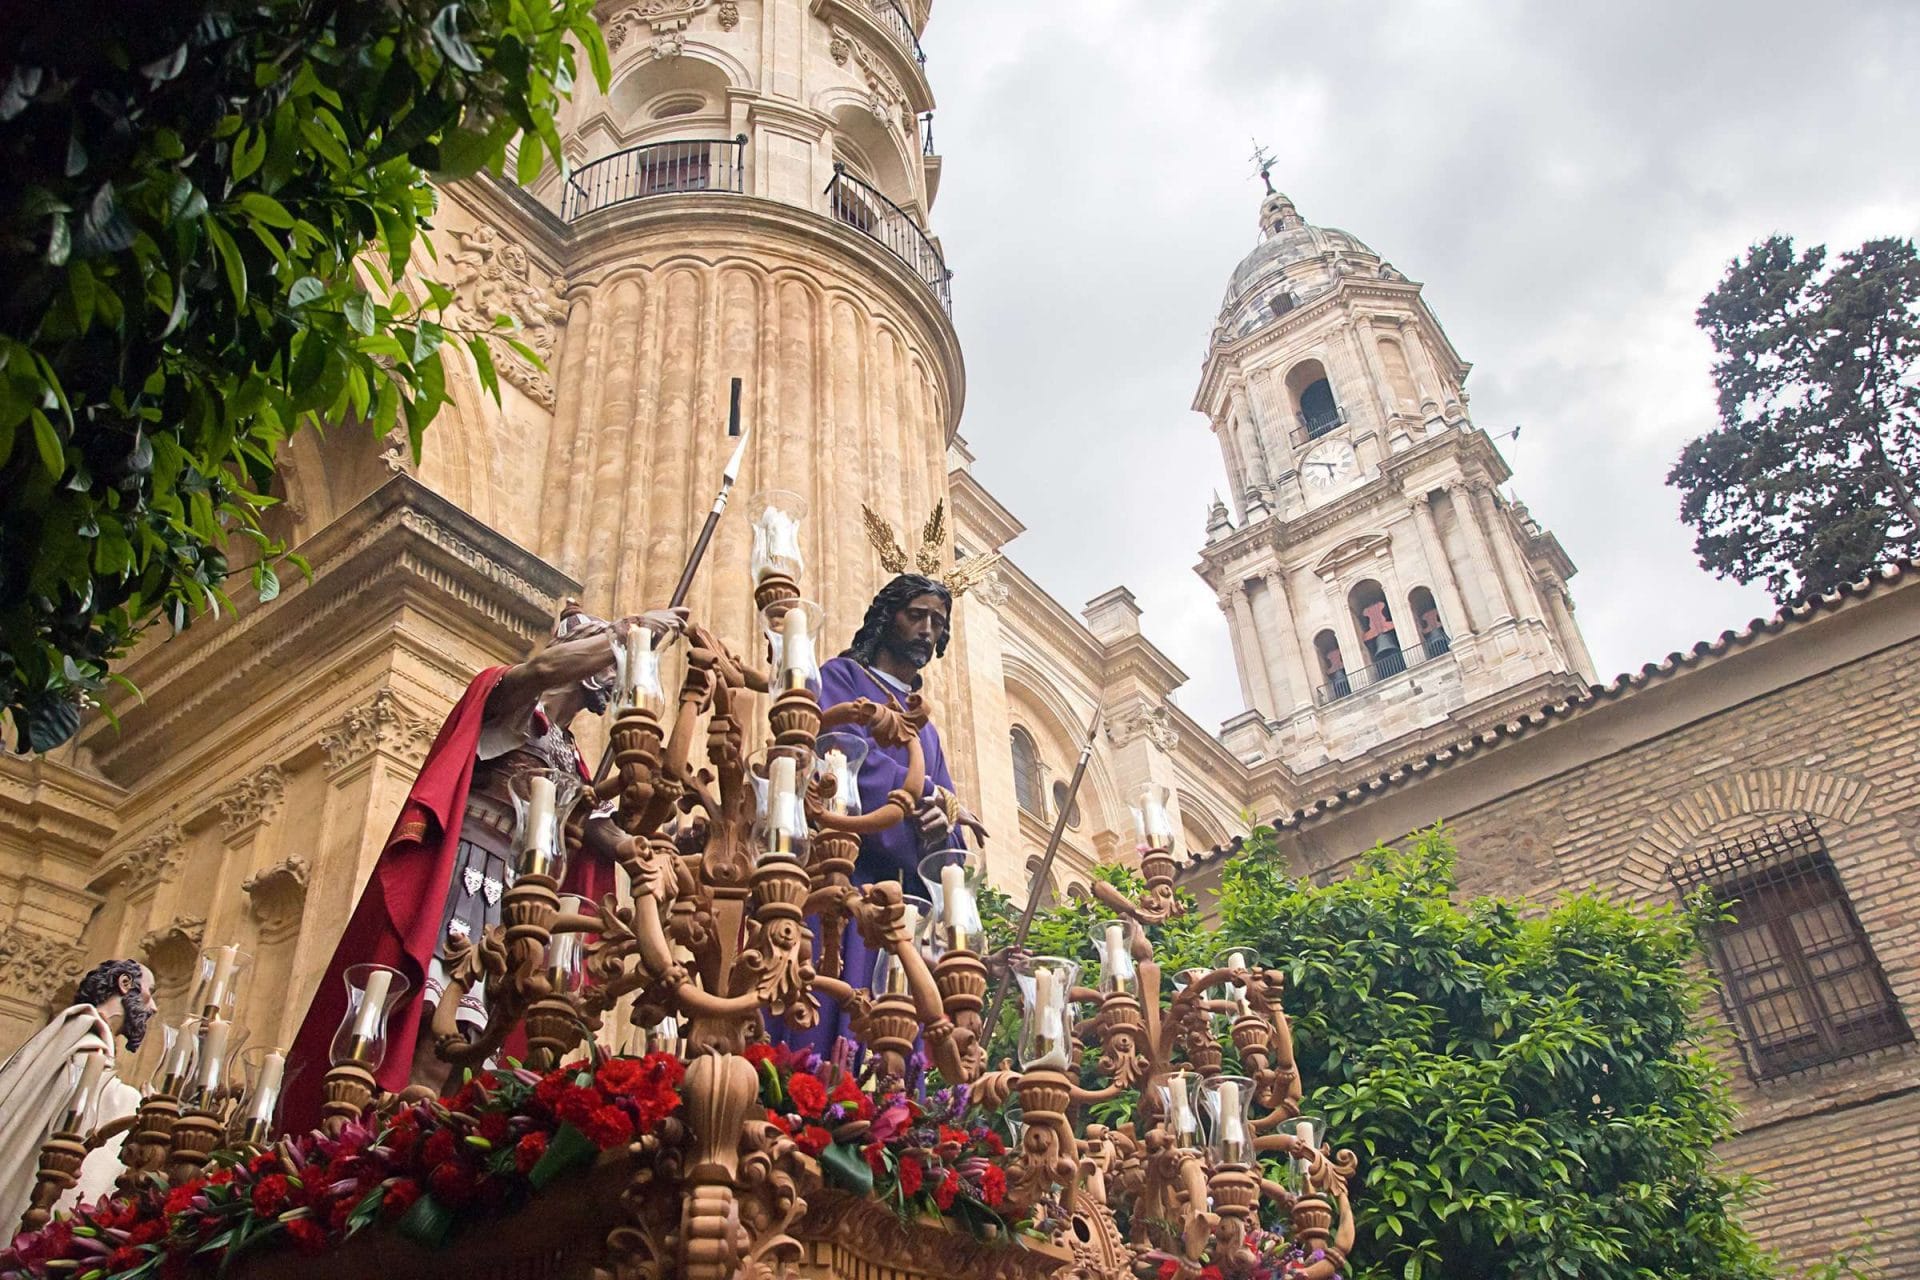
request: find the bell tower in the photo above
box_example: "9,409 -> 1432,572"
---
1195,187 -> 1596,771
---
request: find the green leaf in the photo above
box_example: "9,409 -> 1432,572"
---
821,1143 -> 874,1195
231,125 -> 267,181
255,564 -> 280,603
429,5 -> 484,73
238,192 -> 295,228
465,334 -> 500,402
45,212 -> 70,265
344,291 -> 375,336
287,276 -> 326,308
29,408 -> 62,473
206,220 -> 247,306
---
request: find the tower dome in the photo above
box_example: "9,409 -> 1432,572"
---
1220,191 -> 1384,341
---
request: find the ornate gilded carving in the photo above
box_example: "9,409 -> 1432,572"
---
243,855 -> 311,939
0,933 -> 88,1013
217,765 -> 286,837
319,689 -> 435,773
444,223 -> 568,409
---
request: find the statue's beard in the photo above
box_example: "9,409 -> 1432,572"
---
121,1000 -> 151,1052
884,632 -> 934,672
581,678 -> 613,715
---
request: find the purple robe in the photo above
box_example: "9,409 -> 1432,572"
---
777,656 -> 953,1054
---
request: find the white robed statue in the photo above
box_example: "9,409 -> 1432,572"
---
0,959 -> 155,1235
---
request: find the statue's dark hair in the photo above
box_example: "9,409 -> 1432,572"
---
842,574 -> 953,666
75,958 -> 151,1049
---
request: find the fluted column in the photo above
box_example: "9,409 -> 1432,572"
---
1260,570 -> 1315,715
1406,494 -> 1473,636
1546,582 -> 1598,683
1225,584 -> 1278,716
1472,484 -> 1542,624
1448,482 -> 1513,624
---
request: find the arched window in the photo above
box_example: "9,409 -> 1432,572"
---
1010,726 -> 1046,818
1286,360 -> 1341,439
1314,630 -> 1349,702
1408,586 -> 1449,657
1348,579 -> 1403,676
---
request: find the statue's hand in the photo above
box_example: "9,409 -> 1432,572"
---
954,804 -> 989,846
621,608 -> 689,643
912,796 -> 952,852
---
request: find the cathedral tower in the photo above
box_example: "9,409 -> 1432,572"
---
1195,188 -> 1595,771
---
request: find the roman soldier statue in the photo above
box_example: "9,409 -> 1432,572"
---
0,959 -> 155,1232
283,602 -> 682,1130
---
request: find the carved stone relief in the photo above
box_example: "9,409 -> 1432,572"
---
0,934 -> 89,1014
119,822 -> 186,896
444,223 -> 569,409
244,855 -> 311,940
1106,704 -> 1180,754
830,26 -> 908,125
218,765 -> 287,837
717,1 -> 739,29
138,916 -> 207,996
319,689 -> 435,773
605,0 -> 713,58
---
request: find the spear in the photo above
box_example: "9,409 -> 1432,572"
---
592,377 -> 748,785
980,703 -> 1104,1036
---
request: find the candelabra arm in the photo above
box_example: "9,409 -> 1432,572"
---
85,1113 -> 139,1151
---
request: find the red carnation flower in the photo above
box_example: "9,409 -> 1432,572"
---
1157,1260 -> 1180,1280
937,1125 -> 969,1149
533,1071 -> 570,1112
596,1058 -> 645,1094
251,1174 -> 293,1218
328,1198 -> 355,1232
1197,1267 -> 1225,1280
164,1183 -> 201,1216
795,1125 -> 832,1156
477,1112 -> 511,1144
981,1165 -> 1007,1207
285,1218 -> 329,1256
127,1219 -> 167,1248
641,1051 -> 686,1088
862,1142 -> 887,1176
788,1073 -> 827,1119
743,1043 -> 775,1066
207,1168 -> 237,1187
583,1105 -> 635,1150
106,1245 -> 145,1272
422,1129 -> 457,1167
934,1170 -> 961,1211
427,1162 -> 477,1207
381,1179 -> 422,1218
830,1075 -> 863,1104
897,1155 -> 924,1197
514,1132 -> 549,1175
555,1085 -> 600,1129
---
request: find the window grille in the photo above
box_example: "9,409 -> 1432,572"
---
1009,727 -> 1046,819
1671,817 -> 1910,1078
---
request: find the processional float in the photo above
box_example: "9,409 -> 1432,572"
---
17,488 -> 1358,1280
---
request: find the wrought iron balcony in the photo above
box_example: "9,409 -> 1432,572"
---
870,0 -> 927,65
1316,637 -> 1453,706
826,164 -> 952,314
561,135 -> 747,220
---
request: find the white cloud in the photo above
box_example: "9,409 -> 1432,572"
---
925,0 -> 1920,728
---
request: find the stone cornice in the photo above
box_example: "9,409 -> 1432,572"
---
0,752 -> 124,862
559,193 -> 965,435
1195,277 -> 1432,413
1100,635 -> 1188,699
997,559 -> 1109,678
82,477 -> 579,786
947,468 -> 1025,553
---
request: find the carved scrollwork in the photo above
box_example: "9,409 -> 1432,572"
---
0,933 -> 89,1014
320,690 -> 434,773
138,916 -> 206,996
243,855 -> 310,940
217,765 -> 286,837
443,223 -> 569,408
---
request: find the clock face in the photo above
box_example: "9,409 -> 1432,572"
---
1301,439 -> 1359,491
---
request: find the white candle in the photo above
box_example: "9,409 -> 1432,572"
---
780,606 -> 814,687
941,864 -> 966,929
1295,1119 -> 1315,1151
205,944 -> 238,1013
61,1050 -> 106,1130
756,507 -> 801,580
1219,1079 -> 1245,1150
1031,967 -> 1069,1069
527,774 -> 556,845
196,1019 -> 230,1090
767,755 -> 799,855
1173,1078 -> 1196,1138
824,748 -> 853,815
1142,790 -> 1173,844
900,902 -> 920,944
248,1050 -> 286,1121
353,969 -> 393,1042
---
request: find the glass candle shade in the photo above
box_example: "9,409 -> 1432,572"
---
148,1016 -> 202,1099
231,1046 -> 292,1145
752,747 -> 814,864
1091,918 -> 1141,997
546,895 -> 586,994
184,1018 -> 248,1111
189,944 -> 253,1020
1201,1074 -> 1256,1167
1154,1069 -> 1202,1147
1288,1114 -> 1325,1189
748,489 -> 808,584
1215,946 -> 1255,1017
813,732 -> 869,816
329,963 -> 411,1069
1014,955 -> 1080,1072
1130,784 -> 1175,849
760,598 -> 825,695
919,850 -> 985,956
868,894 -> 932,997
56,1049 -> 110,1133
510,767 -> 582,883
613,624 -> 667,716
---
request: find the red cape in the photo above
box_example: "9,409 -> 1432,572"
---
282,668 -> 612,1132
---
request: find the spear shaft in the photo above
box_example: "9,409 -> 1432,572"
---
980,704 -> 1103,1035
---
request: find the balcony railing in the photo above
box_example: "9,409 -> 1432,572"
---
826,164 -> 952,313
871,0 -> 927,65
1302,406 -> 1347,439
562,135 -> 747,221
1316,634 -> 1453,706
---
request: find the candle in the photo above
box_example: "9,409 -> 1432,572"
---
60,1050 -> 106,1131
1173,1077 -> 1197,1139
941,864 -> 966,930
1101,922 -> 1134,993
622,626 -> 653,705
157,1023 -> 197,1097
524,774 -> 557,876
1141,789 -> 1173,845
1218,1079 -> 1246,1161
196,1019 -> 230,1092
352,968 -> 393,1046
766,755 -> 798,857
1030,966 -> 1069,1069
205,944 -> 238,1014
780,606 -> 814,690
755,506 -> 802,581
878,903 -> 920,995
824,748 -> 854,815
252,1051 -> 286,1116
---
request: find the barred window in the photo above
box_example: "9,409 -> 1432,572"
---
1672,817 -> 1910,1078
1010,726 -> 1046,819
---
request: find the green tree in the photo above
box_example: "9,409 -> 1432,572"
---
1671,235 -> 1920,603
1027,828 -> 1780,1280
0,0 -> 607,750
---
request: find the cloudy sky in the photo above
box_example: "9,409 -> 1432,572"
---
921,0 -> 1920,730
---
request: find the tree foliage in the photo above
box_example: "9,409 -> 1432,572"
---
1024,828 -> 1782,1280
1672,235 -> 1920,603
0,0 -> 607,750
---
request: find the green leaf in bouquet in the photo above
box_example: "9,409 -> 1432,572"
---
527,1122 -> 598,1190
394,1192 -> 456,1249
820,1142 -> 873,1195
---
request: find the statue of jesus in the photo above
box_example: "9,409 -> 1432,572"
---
0,959 -> 154,1233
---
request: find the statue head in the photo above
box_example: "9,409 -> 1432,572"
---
551,600 -> 617,715
74,959 -> 156,1051
843,574 -> 953,678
